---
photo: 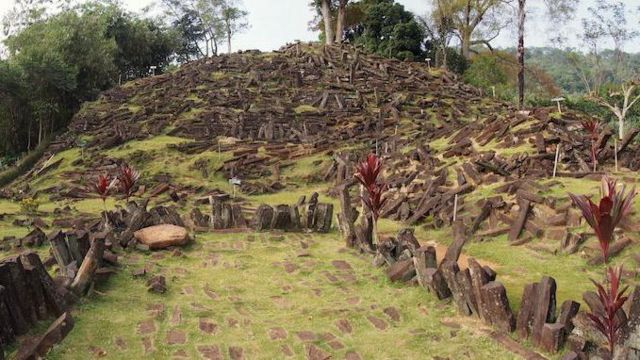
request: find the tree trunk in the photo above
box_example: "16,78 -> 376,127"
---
517,0 -> 526,110
226,20 -> 232,54
320,0 -> 334,45
38,119 -> 42,147
335,0 -> 348,44
27,118 -> 31,151
618,115 -> 625,140
461,30 -> 471,59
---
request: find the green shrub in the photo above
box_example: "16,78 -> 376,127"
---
0,140 -> 49,188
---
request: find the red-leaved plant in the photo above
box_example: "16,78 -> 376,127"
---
581,120 -> 600,172
91,174 -> 116,209
355,153 -> 387,246
568,176 -> 636,263
587,265 -> 629,357
117,164 -> 140,202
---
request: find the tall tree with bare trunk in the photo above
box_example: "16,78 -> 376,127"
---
319,0 -> 334,45
513,0 -> 577,109
516,0 -> 525,109
334,0 -> 349,43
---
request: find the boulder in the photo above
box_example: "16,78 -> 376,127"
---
134,225 -> 189,250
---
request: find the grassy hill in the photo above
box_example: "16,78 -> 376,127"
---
1,43 -> 639,359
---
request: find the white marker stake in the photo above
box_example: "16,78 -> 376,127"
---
453,194 -> 458,222
553,145 -> 560,178
491,86 -> 496,98
614,139 -> 618,173
375,139 -> 379,156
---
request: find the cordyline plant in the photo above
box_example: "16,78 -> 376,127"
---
355,153 -> 387,246
568,176 -> 636,264
117,164 -> 140,202
91,174 -> 116,210
581,120 -> 600,172
587,265 -> 629,358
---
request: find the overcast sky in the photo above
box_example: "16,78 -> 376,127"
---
1,0 -> 639,53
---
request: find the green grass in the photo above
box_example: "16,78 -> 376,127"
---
294,105 -> 318,114
211,72 -> 228,80
42,232 -> 517,360
0,140 -> 49,187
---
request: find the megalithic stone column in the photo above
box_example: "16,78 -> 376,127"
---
481,281 -> 516,333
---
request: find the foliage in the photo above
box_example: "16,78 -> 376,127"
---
117,164 -> 140,202
581,120 -> 600,170
19,197 -> 39,215
587,266 -> 629,356
429,0 -> 511,59
352,0 -> 424,61
463,51 -> 560,102
91,174 -> 116,204
99,4 -> 179,79
568,176 -> 636,263
354,153 -> 387,221
161,0 -> 249,57
0,140 -> 49,188
423,46 -> 468,75
0,1 -> 182,158
220,2 -> 250,53
310,0 -> 425,60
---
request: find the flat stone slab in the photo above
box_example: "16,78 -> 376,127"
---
198,345 -> 222,360
269,327 -> 288,340
134,225 -> 189,250
165,329 -> 186,345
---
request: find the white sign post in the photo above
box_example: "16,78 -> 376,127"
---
553,144 -> 561,178
229,177 -> 242,198
453,194 -> 459,221
551,97 -> 565,114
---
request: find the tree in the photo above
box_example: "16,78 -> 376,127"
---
172,10 -> 206,62
0,1 -> 181,156
161,0 -> 248,57
514,0 -> 577,109
311,0 -> 363,45
432,0 -> 512,59
590,82 -> 640,140
319,0 -> 334,45
573,1 -> 639,139
516,0 -> 525,109
161,0 -> 223,57
220,0 -> 249,54
574,1 -> 638,94
0,61 -> 30,155
421,0 -> 457,69
355,0 -> 424,60
334,0 -> 349,43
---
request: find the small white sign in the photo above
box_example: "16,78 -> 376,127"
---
229,177 -> 242,186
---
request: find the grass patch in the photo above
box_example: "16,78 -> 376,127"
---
294,105 -> 318,114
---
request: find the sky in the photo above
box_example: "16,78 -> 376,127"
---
0,0 -> 639,53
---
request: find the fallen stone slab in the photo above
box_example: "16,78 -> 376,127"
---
147,275 -> 167,294
15,312 -> 74,360
134,224 -> 190,250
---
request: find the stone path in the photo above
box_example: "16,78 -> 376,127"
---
45,232 -> 517,359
